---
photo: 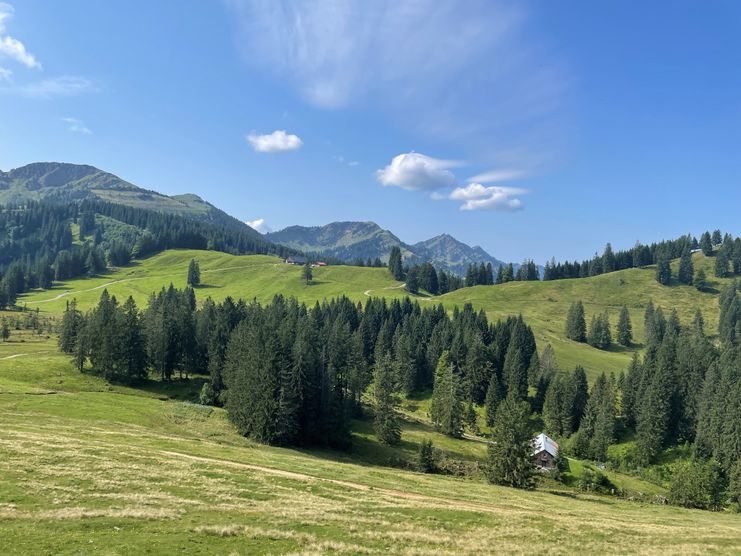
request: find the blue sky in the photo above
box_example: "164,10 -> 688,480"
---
0,1 -> 739,263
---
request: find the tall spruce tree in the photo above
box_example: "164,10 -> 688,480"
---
59,299 -> 83,354
677,248 -> 694,285
565,301 -> 587,342
484,395 -> 534,489
636,334 -> 678,465
502,318 -> 533,400
388,246 -> 404,280
571,365 -> 589,431
430,351 -> 463,438
602,243 -> 616,273
700,231 -> 713,256
617,306 -> 632,346
715,246 -> 730,278
587,312 -> 612,350
187,258 -> 201,287
656,251 -> 672,285
373,353 -> 401,445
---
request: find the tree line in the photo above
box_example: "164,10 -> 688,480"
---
543,230 -> 741,283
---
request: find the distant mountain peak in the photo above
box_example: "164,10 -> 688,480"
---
267,220 -> 508,275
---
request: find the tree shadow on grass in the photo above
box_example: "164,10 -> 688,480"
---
136,375 -> 208,402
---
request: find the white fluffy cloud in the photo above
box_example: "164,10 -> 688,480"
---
0,35 -> 40,68
245,218 -> 271,234
376,152 -> 460,191
449,183 -> 527,211
247,130 -> 303,153
0,66 -> 10,81
0,4 -> 41,69
63,116 -> 91,134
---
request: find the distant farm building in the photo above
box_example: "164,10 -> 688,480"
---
315,261 -> 327,267
532,433 -> 559,471
285,257 -> 307,265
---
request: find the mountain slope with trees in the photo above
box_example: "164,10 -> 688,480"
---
0,162 -> 255,233
266,221 -> 509,275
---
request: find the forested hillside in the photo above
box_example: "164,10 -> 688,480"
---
0,162 -> 254,232
0,200 -> 292,307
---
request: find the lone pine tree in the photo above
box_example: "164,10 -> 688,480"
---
565,301 -> 587,342
187,258 -> 201,287
617,306 -> 632,346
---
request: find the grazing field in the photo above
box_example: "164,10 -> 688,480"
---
19,250 -> 728,381
1,348 -> 740,555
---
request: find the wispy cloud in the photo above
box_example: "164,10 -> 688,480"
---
468,169 -> 528,184
63,116 -> 92,134
376,152 -> 461,191
247,130 -> 303,153
334,155 -> 360,166
7,76 -> 98,98
245,218 -> 271,233
0,3 -> 41,69
0,5 -> 97,99
0,3 -> 11,33
226,0 -> 570,169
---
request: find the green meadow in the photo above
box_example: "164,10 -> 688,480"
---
1,345 -> 740,555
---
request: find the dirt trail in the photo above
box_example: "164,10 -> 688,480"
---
159,449 -> 507,514
24,262 -> 278,305
25,278 -> 141,304
0,351 -> 51,360
363,283 -> 407,297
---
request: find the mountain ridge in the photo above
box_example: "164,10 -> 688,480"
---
267,221 -> 508,275
0,162 -> 258,236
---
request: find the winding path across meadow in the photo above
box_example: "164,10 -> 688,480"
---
363,283 -> 407,297
23,263 -> 280,305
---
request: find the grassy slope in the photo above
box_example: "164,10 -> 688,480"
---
440,253 -> 729,379
20,250 -> 729,381
1,347 -> 739,554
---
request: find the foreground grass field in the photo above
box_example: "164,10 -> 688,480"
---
20,249 -> 729,381
1,347 -> 740,554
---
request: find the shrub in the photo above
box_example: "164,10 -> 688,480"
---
669,459 -> 726,511
199,382 -> 217,406
417,439 -> 436,473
